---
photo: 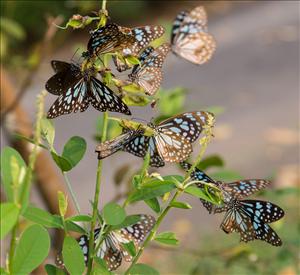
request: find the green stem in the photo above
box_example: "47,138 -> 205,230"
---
102,0 -> 107,10
63,172 -> 81,214
87,111 -> 108,274
8,91 -> 46,273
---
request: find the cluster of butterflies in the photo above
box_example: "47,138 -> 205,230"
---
181,162 -> 285,246
45,6 -> 216,119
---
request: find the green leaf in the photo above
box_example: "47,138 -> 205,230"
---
0,203 -> 19,239
158,87 -> 186,116
62,236 -> 85,275
51,152 -> 72,172
45,264 -> 66,275
197,155 -> 225,170
65,221 -> 87,234
122,83 -> 143,93
22,206 -> 63,228
0,17 -> 25,41
13,133 -> 49,150
58,191 -> 68,217
62,136 -> 87,169
128,180 -> 176,203
121,241 -> 136,257
125,55 -> 140,65
170,201 -> 192,209
41,118 -> 55,147
1,147 -> 26,202
129,263 -> 159,275
12,224 -> 50,275
145,198 -> 161,213
154,231 -> 179,246
122,93 -> 151,107
92,258 -> 112,275
103,202 -> 126,225
184,186 -> 212,201
210,169 -> 243,182
0,267 -> 9,275
66,215 -> 92,222
111,215 -> 142,230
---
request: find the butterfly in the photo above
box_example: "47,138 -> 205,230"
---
128,43 -> 170,95
113,25 -> 165,72
96,111 -> 215,167
56,214 -> 155,271
171,6 -> 216,65
84,23 -> 135,58
45,60 -> 131,118
181,162 -> 284,246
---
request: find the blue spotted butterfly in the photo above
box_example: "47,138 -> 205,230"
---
113,25 -> 165,72
96,111 -> 215,167
128,43 -> 170,96
181,162 -> 284,246
45,60 -> 131,118
56,215 -> 155,271
171,6 -> 216,64
83,23 -> 135,58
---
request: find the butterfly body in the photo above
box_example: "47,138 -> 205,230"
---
171,6 -> 216,64
46,60 -> 131,118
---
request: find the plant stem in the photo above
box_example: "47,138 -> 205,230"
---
8,91 -> 46,273
87,111 -> 108,274
102,0 -> 107,10
63,172 -> 81,214
125,122 -> 214,274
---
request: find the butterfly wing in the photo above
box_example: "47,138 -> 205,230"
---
119,214 -> 156,261
221,199 -> 283,246
185,6 -> 208,27
120,25 -> 165,56
89,77 -> 131,115
221,202 -> 256,243
158,111 -> 214,143
148,136 -> 165,167
87,23 -> 135,56
47,78 -> 90,118
173,32 -> 216,65
129,43 -> 170,95
95,129 -> 144,159
46,61 -> 82,95
222,180 -> 270,200
171,11 -> 188,44
240,200 -> 285,224
122,134 -> 165,167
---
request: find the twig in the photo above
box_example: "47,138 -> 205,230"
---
87,111 -> 108,273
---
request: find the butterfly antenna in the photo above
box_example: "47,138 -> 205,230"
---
71,48 -> 81,63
